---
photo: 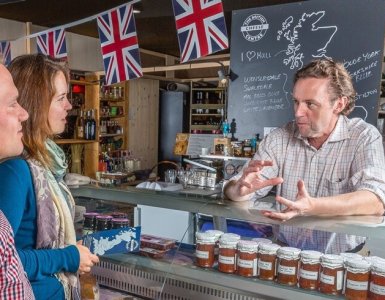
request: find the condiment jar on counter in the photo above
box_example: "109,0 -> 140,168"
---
82,212 -> 100,236
344,258 -> 371,300
369,260 -> 385,300
319,254 -> 344,295
218,234 -> 241,273
195,231 -> 217,268
95,215 -> 113,232
111,218 -> 130,229
276,247 -> 301,286
236,240 -> 259,277
257,243 -> 281,281
299,250 -> 322,290
205,230 -> 224,259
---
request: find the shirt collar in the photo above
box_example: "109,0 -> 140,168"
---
294,115 -> 350,144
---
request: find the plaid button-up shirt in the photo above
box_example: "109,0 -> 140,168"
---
0,211 -> 34,299
230,116 -> 385,253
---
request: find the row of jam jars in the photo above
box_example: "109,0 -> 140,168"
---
218,233 -> 241,273
276,247 -> 301,286
298,250 -> 323,290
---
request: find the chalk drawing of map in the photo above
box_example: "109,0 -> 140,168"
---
276,11 -> 337,69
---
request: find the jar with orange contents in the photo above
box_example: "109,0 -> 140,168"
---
276,247 -> 301,286
344,258 -> 371,300
236,240 -> 259,277
218,234 -> 241,273
257,243 -> 280,281
369,260 -> 385,300
319,254 -> 344,295
195,232 -> 216,268
298,250 -> 322,290
205,230 -> 224,260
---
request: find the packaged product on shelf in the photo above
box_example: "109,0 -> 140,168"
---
344,258 -> 371,300
140,234 -> 176,250
276,247 -> 301,286
319,254 -> 344,295
298,250 -> 322,290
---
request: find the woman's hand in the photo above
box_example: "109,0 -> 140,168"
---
76,240 -> 99,274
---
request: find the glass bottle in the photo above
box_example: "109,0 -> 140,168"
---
76,109 -> 84,139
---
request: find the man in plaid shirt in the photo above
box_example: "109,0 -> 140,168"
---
0,63 -> 34,299
225,59 -> 385,253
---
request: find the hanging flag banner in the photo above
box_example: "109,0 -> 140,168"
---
97,3 -> 143,85
36,28 -> 68,60
172,0 -> 229,63
0,41 -> 11,66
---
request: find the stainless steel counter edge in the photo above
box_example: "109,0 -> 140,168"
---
71,185 -> 385,240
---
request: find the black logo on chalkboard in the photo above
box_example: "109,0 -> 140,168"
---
241,14 -> 269,42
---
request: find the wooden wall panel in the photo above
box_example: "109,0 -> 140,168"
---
127,79 -> 159,170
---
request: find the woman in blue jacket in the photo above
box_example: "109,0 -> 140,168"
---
0,54 -> 99,300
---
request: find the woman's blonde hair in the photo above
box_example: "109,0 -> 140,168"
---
8,54 -> 69,168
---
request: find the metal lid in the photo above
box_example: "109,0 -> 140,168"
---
96,215 -> 113,220
111,218 -> 129,223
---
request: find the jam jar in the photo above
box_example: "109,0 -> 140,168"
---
298,250 -> 322,290
111,218 -> 130,229
257,243 -> 281,281
276,247 -> 301,286
369,260 -> 385,300
218,234 -> 241,274
236,240 -> 259,277
319,254 -> 344,295
205,230 -> 224,259
95,215 -> 113,231
344,258 -> 371,300
195,232 -> 217,268
82,212 -> 100,235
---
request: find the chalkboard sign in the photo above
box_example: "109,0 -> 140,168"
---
228,0 -> 385,140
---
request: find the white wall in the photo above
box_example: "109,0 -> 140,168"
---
0,18 -> 104,71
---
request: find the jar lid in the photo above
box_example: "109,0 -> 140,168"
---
321,254 -> 344,268
84,212 -> 100,217
219,237 -> 239,248
111,212 -> 128,218
221,233 -> 241,240
205,230 -> 224,240
251,238 -> 272,245
237,240 -> 259,252
196,231 -> 217,243
365,256 -> 385,265
340,252 -> 363,262
111,218 -> 129,223
345,258 -> 371,272
258,242 -> 280,255
96,215 -> 113,220
371,261 -> 385,273
300,250 -> 322,263
277,247 -> 301,260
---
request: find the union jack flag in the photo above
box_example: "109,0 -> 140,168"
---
36,28 -> 67,60
97,3 -> 143,85
172,0 -> 229,63
0,41 -> 11,66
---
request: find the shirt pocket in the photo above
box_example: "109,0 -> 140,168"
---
323,177 -> 350,196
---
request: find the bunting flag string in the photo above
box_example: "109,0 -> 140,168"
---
97,2 -> 143,85
171,0 -> 229,63
36,28 -> 67,60
0,41 -> 11,66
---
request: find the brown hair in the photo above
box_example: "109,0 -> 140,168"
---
8,54 -> 69,168
294,59 -> 356,116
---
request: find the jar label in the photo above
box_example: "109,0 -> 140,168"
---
196,250 -> 209,259
259,260 -> 272,271
370,283 -> 385,295
238,259 -> 254,269
299,268 -> 318,280
346,279 -> 368,291
337,270 -> 343,291
219,255 -> 235,265
278,265 -> 296,275
320,273 -> 335,285
82,229 -> 94,235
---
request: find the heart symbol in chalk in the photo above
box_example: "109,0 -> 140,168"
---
246,51 -> 256,61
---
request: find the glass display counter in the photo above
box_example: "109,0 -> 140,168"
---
72,185 -> 385,300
